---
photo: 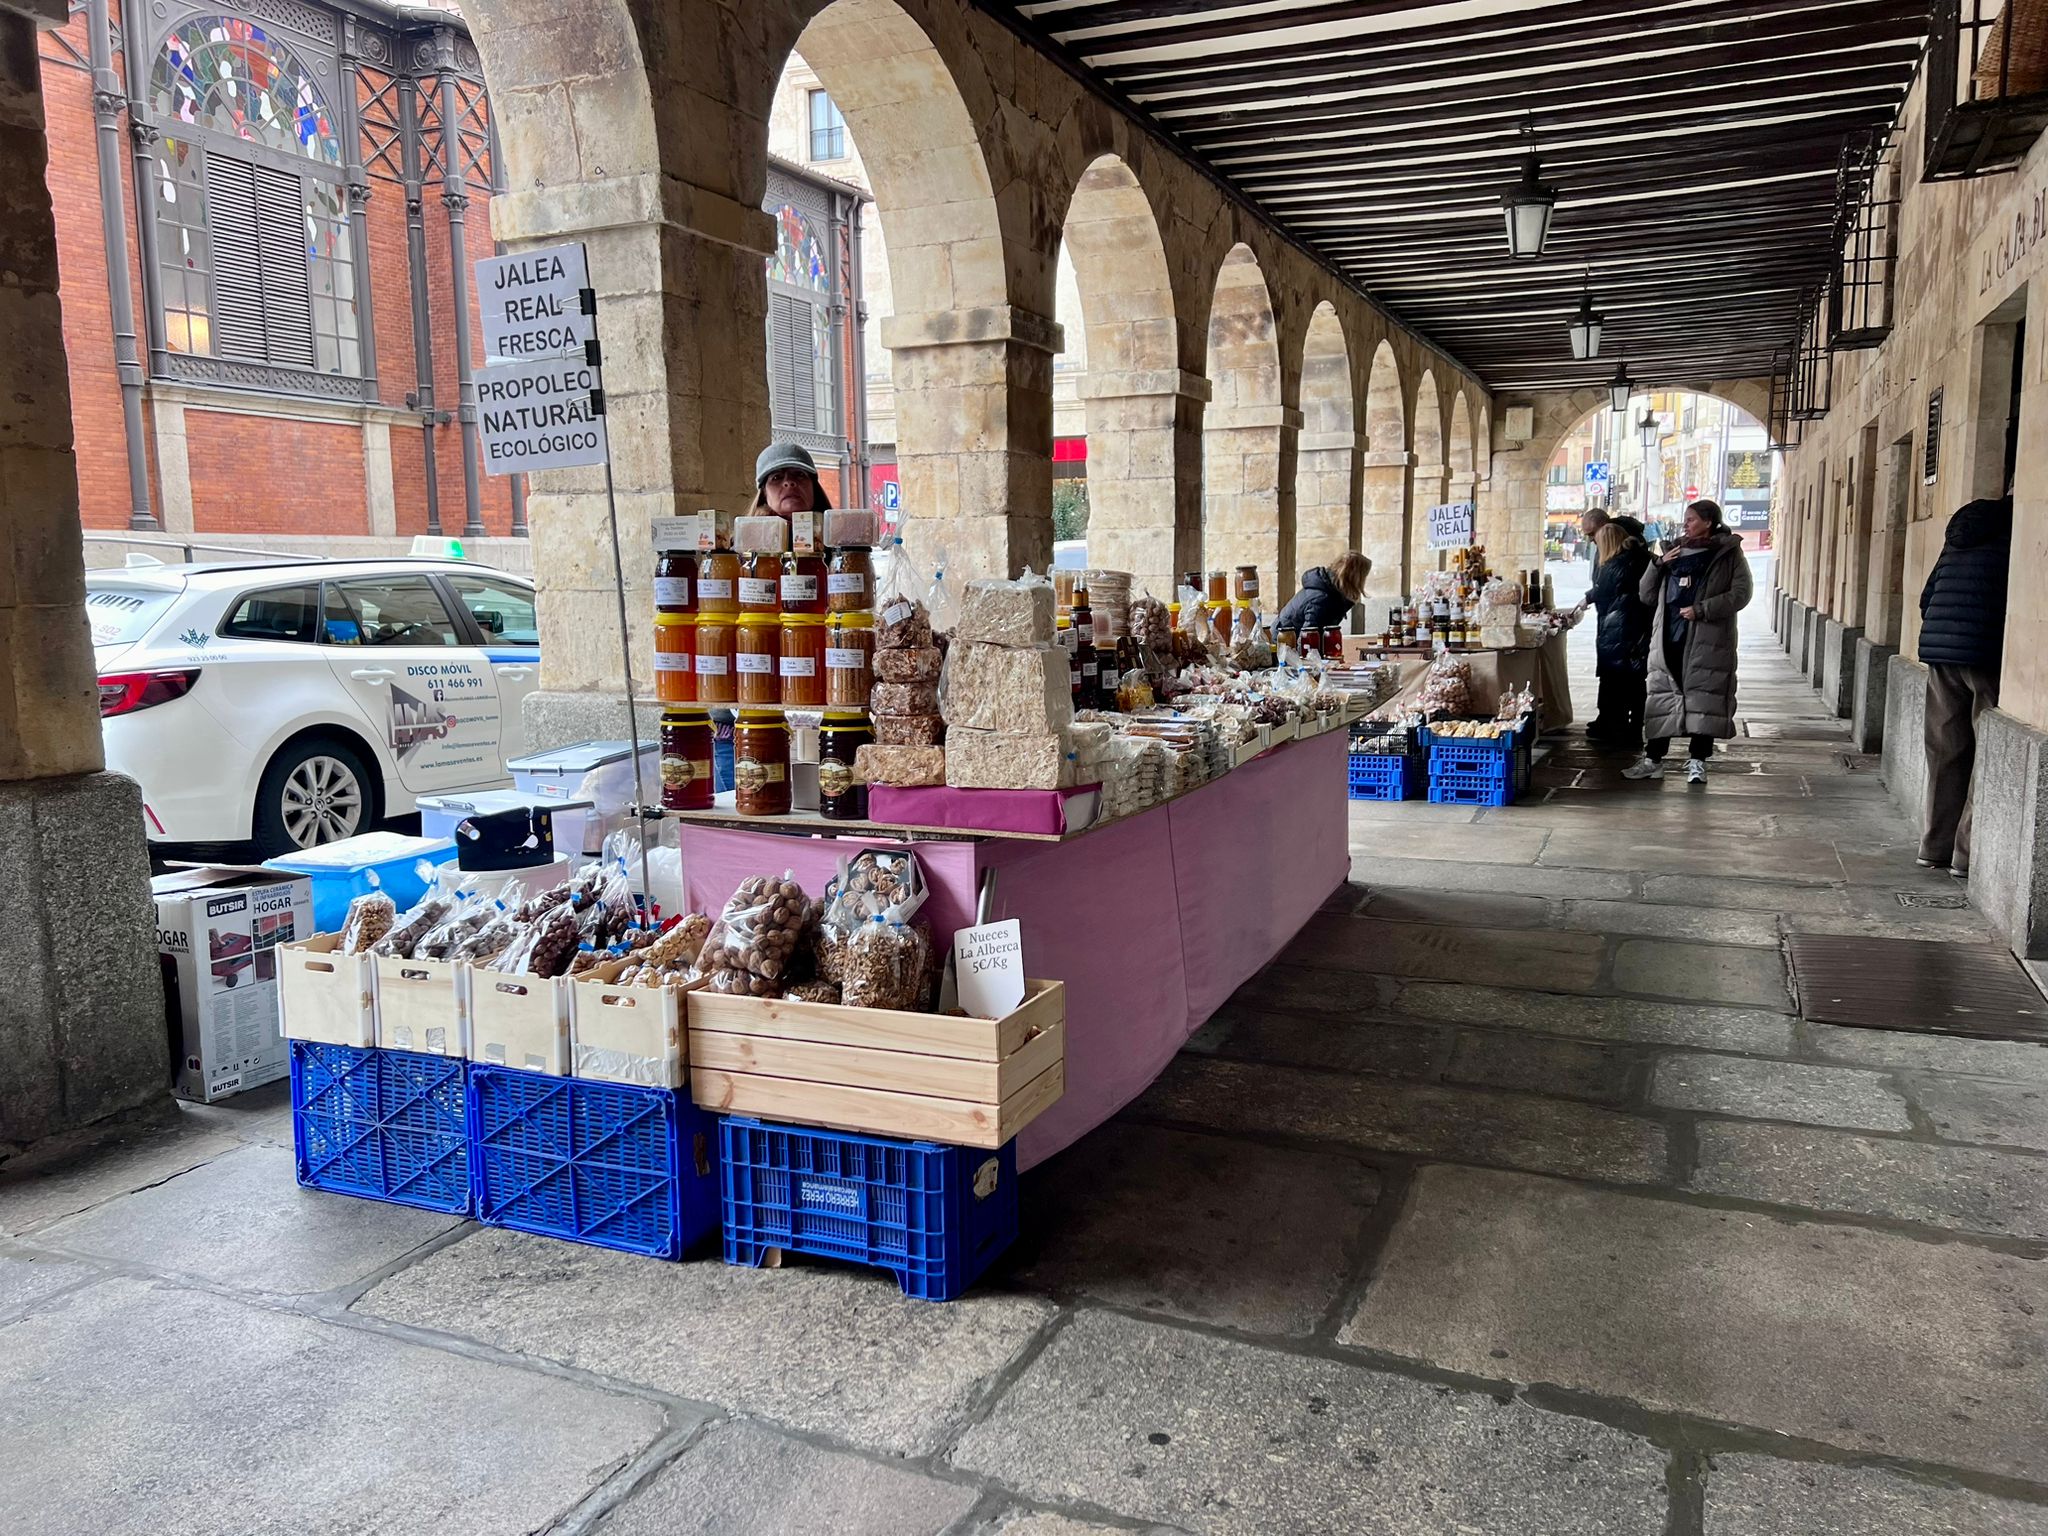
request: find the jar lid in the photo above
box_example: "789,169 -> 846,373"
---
779,612 -> 827,627
829,610 -> 875,628
819,714 -> 872,732
661,708 -> 711,723
654,612 -> 695,628
735,709 -> 786,727
736,611 -> 780,628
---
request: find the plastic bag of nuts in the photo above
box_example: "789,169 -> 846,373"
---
698,871 -> 815,997
339,890 -> 397,953
813,849 -> 924,983
843,915 -> 928,1010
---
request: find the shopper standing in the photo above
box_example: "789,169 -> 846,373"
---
1623,498 -> 1752,783
1915,495 -> 2013,878
1275,552 -> 1372,633
1587,520 -> 1652,743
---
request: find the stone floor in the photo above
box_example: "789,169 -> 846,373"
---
5,589 -> 2048,1535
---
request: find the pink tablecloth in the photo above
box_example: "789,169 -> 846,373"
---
678,728 -> 1349,1167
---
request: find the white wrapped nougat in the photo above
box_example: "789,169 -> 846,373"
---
944,727 -> 1073,791
940,642 -> 1074,735
956,577 -> 1055,647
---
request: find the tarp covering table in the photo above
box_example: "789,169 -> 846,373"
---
678,729 -> 1349,1168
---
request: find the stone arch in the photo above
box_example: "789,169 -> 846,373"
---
790,0 -> 1032,578
1293,302 -> 1358,582
1477,403 -> 1494,486
1409,369 -> 1447,581
1359,340 -> 1408,607
1449,391 -> 1475,485
1202,244 -> 1288,603
1058,153 -> 1183,595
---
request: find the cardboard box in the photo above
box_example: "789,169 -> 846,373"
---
153,866 -> 312,1103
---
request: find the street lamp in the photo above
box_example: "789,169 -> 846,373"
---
1608,360 -> 1633,415
1568,276 -> 1603,360
1637,408 -> 1661,452
1500,120 -> 1557,258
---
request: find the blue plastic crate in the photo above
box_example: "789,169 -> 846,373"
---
1348,752 -> 1422,801
719,1118 -> 1017,1302
468,1068 -> 719,1260
1427,763 -> 1514,806
292,1042 -> 470,1215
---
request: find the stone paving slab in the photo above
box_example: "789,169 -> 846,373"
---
1905,1076 -> 2048,1151
1543,835 -> 1847,883
1800,1021 -> 2048,1081
1349,855 -> 1636,900
171,1080 -> 295,1149
1689,1121 -> 2048,1241
1011,1122 -> 1380,1336
1700,1453 -> 2048,1534
597,1421 -> 979,1536
1394,981 -> 1797,1055
1227,964 -> 1398,1018
0,1117 -> 240,1235
971,1511 -> 1170,1536
1134,1056 -> 1667,1184
1640,875 -> 1847,913
38,1143 -> 462,1296
1199,1007 -> 1448,1080
1359,887 -> 1555,930
1444,1030 -> 1637,1105
948,1310 -> 1669,1536
1343,820 -> 1552,865
357,1227 -> 1053,1456
1342,1166 -> 2048,1482
1284,915 -> 1606,993
1651,1054 -> 1911,1131
1611,938 -> 1792,1010
1561,899 -> 1783,948
0,1247 -> 97,1319
1783,908 -> 2001,943
0,1277 -> 664,1536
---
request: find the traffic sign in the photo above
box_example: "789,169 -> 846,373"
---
1584,460 -> 1611,492
881,480 -> 901,511
476,243 -> 596,364
476,355 -> 609,474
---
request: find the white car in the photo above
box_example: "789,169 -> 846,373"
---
88,557 -> 541,855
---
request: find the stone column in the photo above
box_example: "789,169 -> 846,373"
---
1,6 -> 168,1149
879,305 -> 1060,583
1359,449 -> 1411,610
498,173 -> 777,745
1295,429 -> 1362,571
1408,460 -> 1448,581
1075,367 -> 1207,599
1202,403 -> 1303,607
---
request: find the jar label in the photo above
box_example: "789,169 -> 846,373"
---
736,652 -> 774,674
653,652 -> 690,672
829,572 -> 867,595
698,579 -> 735,600
882,601 -> 912,626
781,574 -> 819,603
825,647 -> 865,669
739,578 -> 778,605
779,656 -> 817,677
653,576 -> 690,605
660,756 -> 711,783
817,760 -> 855,797
1081,662 -> 1098,679
734,759 -> 787,791
694,655 -> 729,675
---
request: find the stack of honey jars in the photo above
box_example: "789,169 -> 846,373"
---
818,509 -> 878,821
654,521 -> 714,811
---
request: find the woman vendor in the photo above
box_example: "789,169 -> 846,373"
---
753,441 -> 833,516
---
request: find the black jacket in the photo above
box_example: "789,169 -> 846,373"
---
1590,539 -> 1653,674
1276,567 -> 1354,633
1919,497 -> 2012,669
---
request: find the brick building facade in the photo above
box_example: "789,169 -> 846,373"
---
41,0 -> 519,550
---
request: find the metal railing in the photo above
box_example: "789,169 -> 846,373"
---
84,534 -> 325,566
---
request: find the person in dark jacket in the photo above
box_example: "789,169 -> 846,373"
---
1623,499 -> 1752,783
1916,495 -> 2013,878
1275,552 -> 1372,634
1587,520 -> 1652,742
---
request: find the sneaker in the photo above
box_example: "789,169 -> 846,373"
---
1622,757 -> 1665,780
1950,864 -> 1969,880
1915,856 -> 1949,869
1686,759 -> 1708,785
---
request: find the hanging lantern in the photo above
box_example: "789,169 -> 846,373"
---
1638,408 -> 1661,452
1568,283 -> 1604,361
1608,361 -> 1633,415
1500,119 -> 1557,259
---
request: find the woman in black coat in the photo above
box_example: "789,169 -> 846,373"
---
1275,552 -> 1372,634
1587,521 -> 1652,742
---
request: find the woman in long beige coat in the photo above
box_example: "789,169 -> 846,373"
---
1622,499 -> 1753,784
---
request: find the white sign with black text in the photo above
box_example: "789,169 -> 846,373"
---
475,355 -> 609,474
476,244 -> 596,363
952,918 -> 1025,1019
1427,499 -> 1475,550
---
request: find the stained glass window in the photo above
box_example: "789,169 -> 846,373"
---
152,17 -> 341,163
769,202 -> 831,294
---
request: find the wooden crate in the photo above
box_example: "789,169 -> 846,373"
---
464,964 -> 572,1075
687,980 -> 1065,1148
373,954 -> 465,1057
569,961 -> 698,1088
278,934 -> 374,1047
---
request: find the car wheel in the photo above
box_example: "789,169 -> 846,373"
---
253,738 -> 373,856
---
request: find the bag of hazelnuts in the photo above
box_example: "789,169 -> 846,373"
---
697,872 -> 817,998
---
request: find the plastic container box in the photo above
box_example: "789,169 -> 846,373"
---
291,1041 -> 471,1214
1347,752 -> 1422,802
416,789 -> 594,869
504,740 -> 659,856
719,1117 -> 1018,1302
264,831 -> 457,934
1426,758 -> 1514,807
468,1067 -> 719,1260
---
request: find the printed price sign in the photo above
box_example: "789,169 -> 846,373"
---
476,355 -> 608,474
952,918 -> 1025,1019
1427,500 -> 1475,550
477,243 -> 595,363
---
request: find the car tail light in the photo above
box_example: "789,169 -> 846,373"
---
98,669 -> 201,717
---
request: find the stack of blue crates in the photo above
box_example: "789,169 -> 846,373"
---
293,1040 -> 471,1215
1423,723 -> 1531,807
1347,750 -> 1423,802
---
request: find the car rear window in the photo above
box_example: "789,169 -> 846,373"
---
221,584 -> 320,644
85,583 -> 180,647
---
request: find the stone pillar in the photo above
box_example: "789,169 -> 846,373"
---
1201,403 -> 1302,607
1408,461 -> 1447,581
1076,367 -> 1207,600
1360,449 -> 1411,609
1295,429 -> 1362,573
498,173 -> 776,745
1,6 -> 169,1150
880,306 -> 1059,583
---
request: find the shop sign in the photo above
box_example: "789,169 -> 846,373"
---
1924,390 -> 1943,485
476,356 -> 610,474
1545,484 -> 1587,512
1426,500 -> 1475,550
476,244 -> 596,363
952,918 -> 1025,1018
1725,450 -> 1772,494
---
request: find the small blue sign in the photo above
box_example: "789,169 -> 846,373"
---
1584,460 -> 1611,491
881,480 -> 901,511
